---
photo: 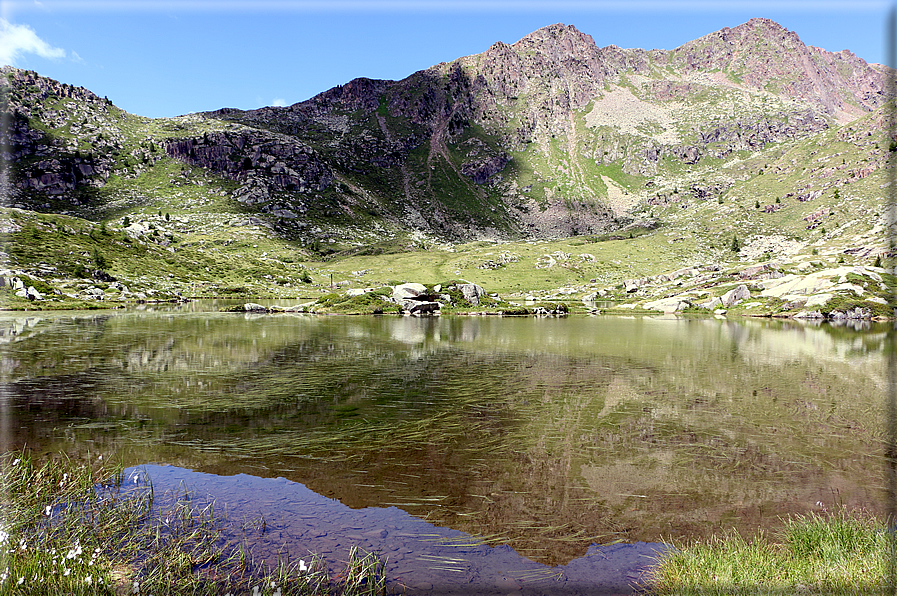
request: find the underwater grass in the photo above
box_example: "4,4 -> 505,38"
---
0,450 -> 387,595
646,508 -> 894,595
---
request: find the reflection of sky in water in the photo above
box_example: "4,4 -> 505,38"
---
141,465 -> 666,596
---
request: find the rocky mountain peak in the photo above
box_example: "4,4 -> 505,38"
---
670,18 -> 886,116
512,23 -> 598,58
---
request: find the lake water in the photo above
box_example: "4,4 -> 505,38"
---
1,306 -> 889,592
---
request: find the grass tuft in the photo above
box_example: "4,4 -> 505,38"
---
647,509 -> 893,595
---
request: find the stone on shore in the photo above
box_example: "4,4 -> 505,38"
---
456,283 -> 487,306
392,283 -> 427,301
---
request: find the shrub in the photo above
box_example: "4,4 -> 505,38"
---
730,235 -> 740,253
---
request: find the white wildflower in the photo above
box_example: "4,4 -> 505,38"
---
44,505 -> 51,516
85,575 -> 92,585
11,459 -> 19,467
299,559 -> 308,572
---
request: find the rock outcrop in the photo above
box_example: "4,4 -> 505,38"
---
163,130 -> 332,198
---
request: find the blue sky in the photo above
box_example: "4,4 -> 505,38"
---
0,1 -> 892,119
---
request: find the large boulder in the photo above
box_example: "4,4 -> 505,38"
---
699,296 -> 723,310
392,283 -> 427,302
644,296 -> 692,313
456,283 -> 487,306
721,284 -> 750,307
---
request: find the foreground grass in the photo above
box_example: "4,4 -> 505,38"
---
648,509 -> 894,595
0,450 -> 386,595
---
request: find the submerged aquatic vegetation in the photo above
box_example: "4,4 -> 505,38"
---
0,450 -> 387,595
646,508 -> 893,595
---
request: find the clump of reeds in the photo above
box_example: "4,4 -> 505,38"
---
646,507 -> 894,595
0,450 -> 386,595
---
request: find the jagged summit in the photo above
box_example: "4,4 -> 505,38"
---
669,18 -> 885,116
512,23 -> 598,55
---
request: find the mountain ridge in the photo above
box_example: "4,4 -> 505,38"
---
2,18 -> 893,252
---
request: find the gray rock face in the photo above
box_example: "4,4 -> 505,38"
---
164,130 -> 332,199
721,284 -> 750,307
243,303 -> 268,312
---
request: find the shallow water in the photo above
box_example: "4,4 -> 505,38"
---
138,464 -> 666,595
0,308 -> 889,578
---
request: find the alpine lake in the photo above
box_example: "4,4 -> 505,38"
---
1,303 -> 890,592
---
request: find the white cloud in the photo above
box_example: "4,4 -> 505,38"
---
0,18 -> 66,66
272,97 -> 288,107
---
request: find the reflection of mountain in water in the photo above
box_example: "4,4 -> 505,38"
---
142,465 -> 666,596
3,311 -> 888,566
